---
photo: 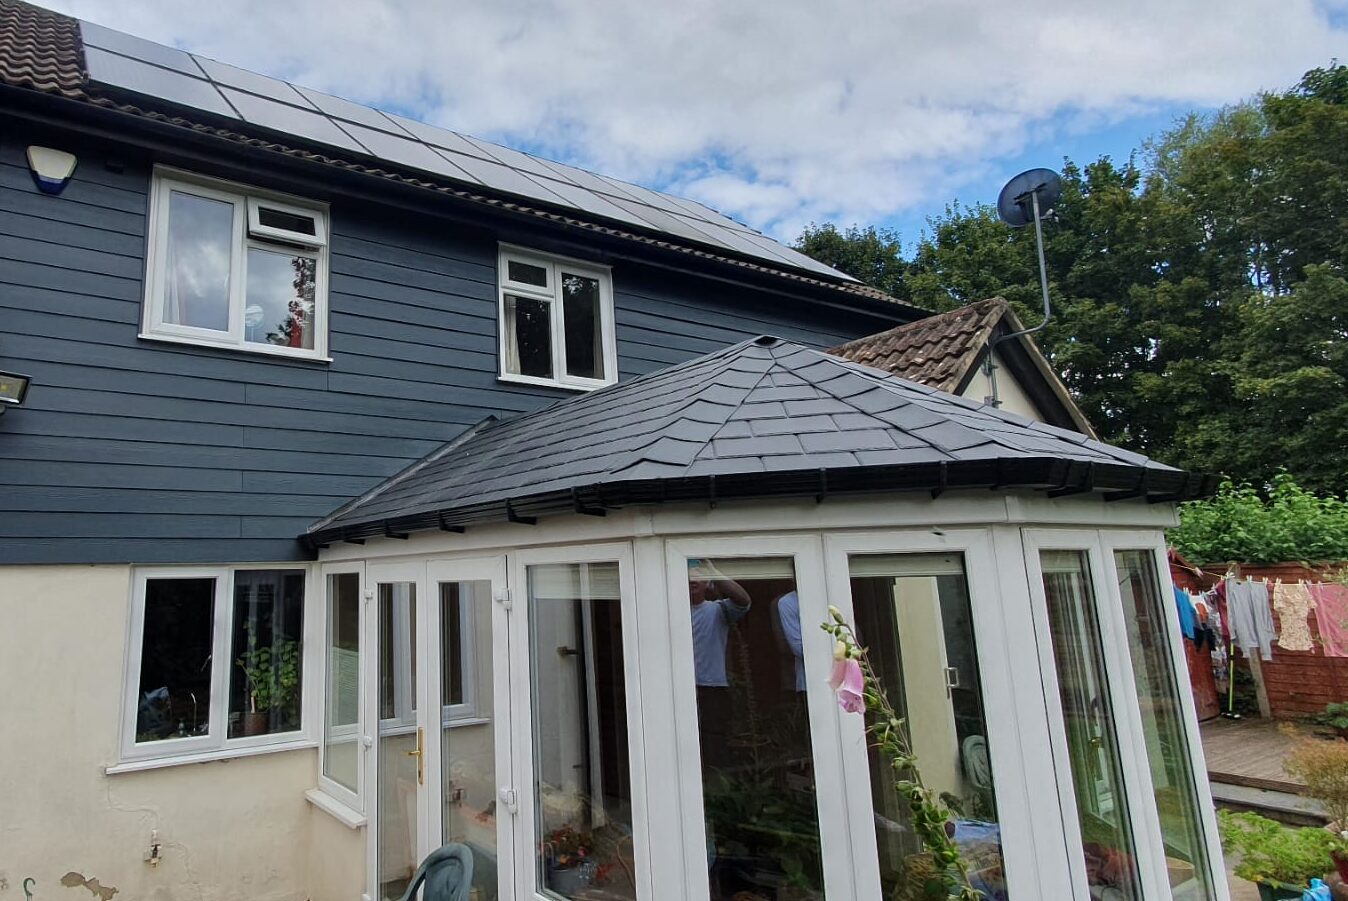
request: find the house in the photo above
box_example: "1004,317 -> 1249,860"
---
828,296 -> 1096,436
0,3 -> 1228,901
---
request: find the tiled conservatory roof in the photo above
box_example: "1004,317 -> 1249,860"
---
305,336 -> 1212,545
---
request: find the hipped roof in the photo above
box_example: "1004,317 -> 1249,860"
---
305,336 -> 1211,546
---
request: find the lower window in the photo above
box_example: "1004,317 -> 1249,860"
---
127,567 -> 307,759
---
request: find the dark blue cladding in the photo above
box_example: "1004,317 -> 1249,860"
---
0,124 -> 899,565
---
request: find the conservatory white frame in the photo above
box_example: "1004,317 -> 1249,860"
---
308,492 -> 1228,901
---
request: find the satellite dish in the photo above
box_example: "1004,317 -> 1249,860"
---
997,167 -> 1062,228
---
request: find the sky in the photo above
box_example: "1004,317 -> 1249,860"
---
47,0 -> 1348,248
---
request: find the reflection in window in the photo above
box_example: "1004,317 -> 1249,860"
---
227,569 -> 304,739
163,190 -> 232,332
1115,551 -> 1216,899
323,572 -> 360,792
685,557 -> 825,901
136,577 -> 216,742
440,582 -> 498,901
503,294 -> 553,378
378,581 -> 418,901
849,553 -> 1010,900
527,562 -> 636,901
562,273 -> 603,380
245,248 -> 316,350
1041,550 -> 1144,901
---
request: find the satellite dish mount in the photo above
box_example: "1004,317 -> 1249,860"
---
984,167 -> 1062,407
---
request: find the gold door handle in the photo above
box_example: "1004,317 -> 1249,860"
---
406,726 -> 424,785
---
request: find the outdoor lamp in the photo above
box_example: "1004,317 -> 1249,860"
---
0,370 -> 31,416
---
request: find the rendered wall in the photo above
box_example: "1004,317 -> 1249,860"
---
0,565 -> 362,901
958,349 -> 1047,423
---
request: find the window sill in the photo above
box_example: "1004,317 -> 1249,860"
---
497,372 -> 611,392
105,738 -> 317,775
138,332 -> 333,364
305,788 -> 366,829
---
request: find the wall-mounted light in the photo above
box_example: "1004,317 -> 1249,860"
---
0,370 -> 32,416
27,146 -> 77,195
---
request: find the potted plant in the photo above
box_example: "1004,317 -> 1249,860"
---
235,625 -> 300,736
1219,810 -> 1340,900
543,824 -> 612,895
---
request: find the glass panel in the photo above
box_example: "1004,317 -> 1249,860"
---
848,553 -> 1010,900
1041,550 -> 1144,901
562,272 -> 603,380
245,247 -> 317,350
503,294 -> 553,378
323,572 -> 360,792
685,557 -> 825,901
440,581 -> 498,901
507,258 -> 549,287
227,569 -> 304,739
378,581 -> 419,901
256,205 -> 317,236
1115,551 -> 1216,899
162,190 -> 233,332
135,578 -> 216,742
527,562 -> 637,900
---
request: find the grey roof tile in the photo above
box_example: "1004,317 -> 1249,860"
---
305,336 -> 1189,540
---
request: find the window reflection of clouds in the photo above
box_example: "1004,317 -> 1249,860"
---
165,191 -> 233,332
245,248 -> 316,349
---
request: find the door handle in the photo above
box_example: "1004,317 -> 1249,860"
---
406,726 -> 424,785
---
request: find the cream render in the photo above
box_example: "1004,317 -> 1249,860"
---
959,349 -> 1048,423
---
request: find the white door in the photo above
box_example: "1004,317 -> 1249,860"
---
367,557 -> 515,901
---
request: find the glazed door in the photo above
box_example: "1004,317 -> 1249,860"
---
367,558 -> 515,901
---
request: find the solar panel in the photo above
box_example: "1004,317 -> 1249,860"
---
219,87 -> 370,155
80,21 -> 203,75
76,18 -> 856,284
84,47 -> 237,119
192,56 -> 314,107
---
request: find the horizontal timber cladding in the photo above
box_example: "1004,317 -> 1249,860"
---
0,120 -> 898,565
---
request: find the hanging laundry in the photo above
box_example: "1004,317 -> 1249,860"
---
1310,583 -> 1348,658
1273,580 -> 1317,652
1227,578 -> 1277,661
1173,585 -> 1197,641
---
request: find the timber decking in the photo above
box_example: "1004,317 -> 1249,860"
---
1200,717 -> 1306,794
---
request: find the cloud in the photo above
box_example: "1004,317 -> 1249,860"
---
46,0 -> 1348,239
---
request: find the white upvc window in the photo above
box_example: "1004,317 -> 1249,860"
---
142,167 -> 331,360
497,246 -> 617,390
118,565 -> 315,767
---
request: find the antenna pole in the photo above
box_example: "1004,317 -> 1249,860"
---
990,187 -> 1054,352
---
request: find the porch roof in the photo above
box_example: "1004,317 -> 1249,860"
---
304,336 -> 1214,546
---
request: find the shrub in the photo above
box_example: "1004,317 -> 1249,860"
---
1218,810 -> 1340,887
1285,738 -> 1348,831
1170,472 -> 1348,565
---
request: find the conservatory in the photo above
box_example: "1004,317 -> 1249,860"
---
301,337 -> 1228,901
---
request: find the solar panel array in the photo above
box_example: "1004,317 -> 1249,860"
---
78,20 -> 853,282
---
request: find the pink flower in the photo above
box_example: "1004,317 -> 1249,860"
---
829,658 -> 865,713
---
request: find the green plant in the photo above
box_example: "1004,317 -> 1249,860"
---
1219,810 -> 1339,887
1169,472 -> 1348,566
1313,704 -> 1348,735
822,607 -> 981,901
1284,737 -> 1348,831
235,623 -> 300,715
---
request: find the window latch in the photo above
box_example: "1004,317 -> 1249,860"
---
493,587 -> 512,610
498,787 -> 518,816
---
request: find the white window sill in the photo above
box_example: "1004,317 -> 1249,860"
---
305,788 -> 366,829
497,372 -> 611,392
105,738 -> 317,775
138,331 -> 333,364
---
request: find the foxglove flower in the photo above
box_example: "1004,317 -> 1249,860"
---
829,657 -> 865,713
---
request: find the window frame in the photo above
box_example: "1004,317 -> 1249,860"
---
497,245 -> 617,391
118,565 -> 316,767
141,166 -> 331,361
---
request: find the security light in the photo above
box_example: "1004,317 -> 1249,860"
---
0,370 -> 31,415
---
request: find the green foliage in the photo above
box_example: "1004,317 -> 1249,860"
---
1169,472 -> 1348,564
794,63 -> 1348,494
822,609 -> 981,901
1218,809 -> 1339,887
236,622 -> 300,714
1314,703 -> 1348,733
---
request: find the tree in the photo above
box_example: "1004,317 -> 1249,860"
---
794,223 -> 910,301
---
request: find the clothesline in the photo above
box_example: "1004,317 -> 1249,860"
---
1175,573 -> 1348,659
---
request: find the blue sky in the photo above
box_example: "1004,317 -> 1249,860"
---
52,0 -> 1348,249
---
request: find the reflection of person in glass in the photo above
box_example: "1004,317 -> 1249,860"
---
775,590 -> 806,692
687,560 -> 750,769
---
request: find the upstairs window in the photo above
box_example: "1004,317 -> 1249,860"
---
142,168 -> 330,360
498,247 -> 616,389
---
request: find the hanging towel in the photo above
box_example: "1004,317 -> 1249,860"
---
1228,578 -> 1277,661
1173,585 -> 1197,640
1310,583 -> 1348,658
1273,580 -> 1317,652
